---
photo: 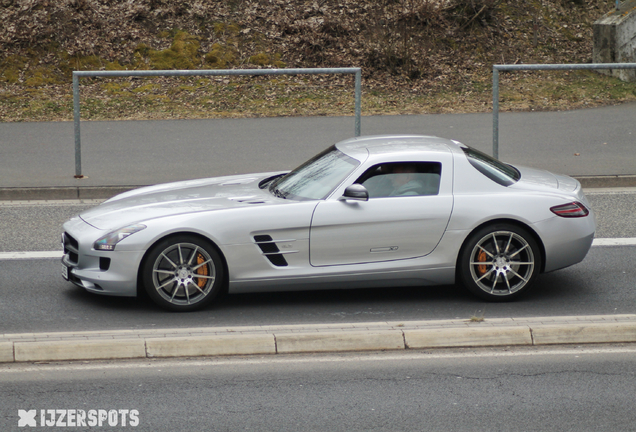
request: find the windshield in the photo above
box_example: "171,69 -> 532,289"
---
461,146 -> 520,187
269,145 -> 360,200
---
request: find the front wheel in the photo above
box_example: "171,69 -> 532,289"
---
142,235 -> 224,311
458,224 -> 542,301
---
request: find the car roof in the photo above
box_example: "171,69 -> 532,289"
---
335,135 -> 458,159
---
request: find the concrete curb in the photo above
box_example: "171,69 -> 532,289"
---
1,315 -> 635,363
404,326 -> 533,349
14,339 -> 146,363
146,334 -> 276,358
1,175 -> 636,201
531,322 -> 636,345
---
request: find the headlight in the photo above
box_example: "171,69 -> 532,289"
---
93,224 -> 147,251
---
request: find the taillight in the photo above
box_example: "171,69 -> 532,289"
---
550,202 -> 589,218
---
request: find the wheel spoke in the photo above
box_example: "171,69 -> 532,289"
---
503,233 -> 514,254
476,267 -> 495,282
154,269 -> 175,276
490,273 -> 499,293
476,245 -> 495,259
508,267 -> 529,283
470,260 -> 493,266
194,274 -> 215,280
160,253 -> 178,269
169,284 -> 181,301
187,246 -> 200,266
157,277 -> 177,290
509,244 -> 529,259
192,259 -> 213,271
503,271 -> 512,292
177,244 -> 185,265
188,280 -> 206,295
184,282 -> 191,304
491,233 -> 501,254
510,261 -> 533,266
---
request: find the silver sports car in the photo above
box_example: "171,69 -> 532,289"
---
62,135 -> 595,311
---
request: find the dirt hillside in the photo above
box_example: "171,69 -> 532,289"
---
0,0 -> 622,121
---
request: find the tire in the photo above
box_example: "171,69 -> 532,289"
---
142,235 -> 224,311
458,223 -> 541,301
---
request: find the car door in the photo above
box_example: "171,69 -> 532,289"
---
309,159 -> 453,267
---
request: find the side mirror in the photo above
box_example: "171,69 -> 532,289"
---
342,184 -> 369,202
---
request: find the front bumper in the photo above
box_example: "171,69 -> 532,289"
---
62,226 -> 144,297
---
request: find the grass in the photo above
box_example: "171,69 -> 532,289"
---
469,309 -> 486,323
2,70 -> 636,122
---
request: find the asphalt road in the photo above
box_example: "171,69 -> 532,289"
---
0,244 -> 634,334
2,346 -> 636,431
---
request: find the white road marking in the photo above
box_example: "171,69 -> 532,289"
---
0,238 -> 634,260
592,238 -> 636,247
584,187 -> 636,195
0,199 -> 104,207
0,251 -> 63,260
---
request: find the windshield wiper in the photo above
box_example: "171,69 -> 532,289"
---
259,173 -> 286,189
270,186 -> 286,199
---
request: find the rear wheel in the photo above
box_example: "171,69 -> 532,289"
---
142,235 -> 224,311
459,224 -> 541,301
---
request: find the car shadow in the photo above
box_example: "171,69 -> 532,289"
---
21,252 -> 629,334
223,283 -> 472,308
62,284 -> 157,311
56,259 -> 625,328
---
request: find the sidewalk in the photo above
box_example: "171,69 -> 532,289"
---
2,315 -> 635,363
2,104 -> 636,200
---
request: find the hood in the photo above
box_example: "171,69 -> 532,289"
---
80,172 -> 286,230
511,165 -> 579,193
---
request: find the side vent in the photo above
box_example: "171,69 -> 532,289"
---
254,235 -> 288,267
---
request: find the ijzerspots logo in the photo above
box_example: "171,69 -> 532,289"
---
18,409 -> 139,428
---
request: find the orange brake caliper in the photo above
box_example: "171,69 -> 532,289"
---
477,249 -> 488,276
196,253 -> 208,288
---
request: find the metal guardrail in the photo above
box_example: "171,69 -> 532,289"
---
72,67 -> 362,178
492,62 -> 636,159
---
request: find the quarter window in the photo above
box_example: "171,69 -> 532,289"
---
461,146 -> 520,186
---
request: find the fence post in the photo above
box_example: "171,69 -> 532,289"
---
492,66 -> 499,159
72,72 -> 82,178
354,69 -> 361,137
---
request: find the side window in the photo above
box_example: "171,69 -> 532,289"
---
355,162 -> 441,198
